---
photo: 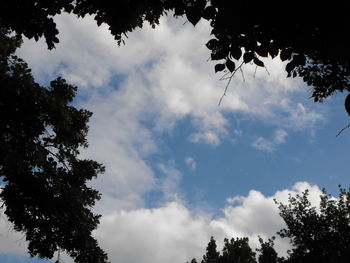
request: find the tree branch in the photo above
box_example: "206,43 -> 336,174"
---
218,62 -> 244,106
336,123 -> 350,137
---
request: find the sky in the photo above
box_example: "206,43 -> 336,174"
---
1,13 -> 350,263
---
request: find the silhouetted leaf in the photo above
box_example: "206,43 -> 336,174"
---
202,6 -> 216,20
256,45 -> 268,57
243,52 -> 254,63
211,49 -> 228,60
226,59 -> 235,72
280,48 -> 292,61
286,61 -> 295,73
230,46 -> 242,60
206,38 -> 220,50
293,54 -> 306,66
254,57 -> 264,67
268,43 -> 279,58
186,6 -> 201,26
215,63 -> 225,72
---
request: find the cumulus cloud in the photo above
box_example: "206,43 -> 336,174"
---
0,182 -> 325,263
18,13 -> 325,149
91,182 -> 323,263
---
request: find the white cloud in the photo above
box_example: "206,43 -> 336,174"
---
0,211 -> 27,254
274,129 -> 288,144
91,182 -> 323,263
156,163 -> 183,201
0,182 -> 325,263
252,129 -> 288,152
8,13 -> 330,263
18,13 -> 325,151
185,157 -> 197,171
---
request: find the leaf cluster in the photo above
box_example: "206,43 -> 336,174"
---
2,1 -> 350,101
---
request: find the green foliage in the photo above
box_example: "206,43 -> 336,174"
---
191,187 -> 350,263
0,29 -> 108,263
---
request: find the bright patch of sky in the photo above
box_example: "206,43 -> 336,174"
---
1,13 -> 350,263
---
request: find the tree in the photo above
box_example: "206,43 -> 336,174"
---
202,236 -> 220,263
1,1 -> 350,103
220,237 -> 256,263
276,187 -> 350,263
1,1 -> 350,262
256,237 -> 283,263
190,187 -> 350,263
0,29 -> 108,263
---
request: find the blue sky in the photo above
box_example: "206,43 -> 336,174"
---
1,13 -> 350,263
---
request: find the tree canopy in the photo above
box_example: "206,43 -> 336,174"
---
1,1 -> 350,102
0,28 -> 108,263
189,188 -> 350,263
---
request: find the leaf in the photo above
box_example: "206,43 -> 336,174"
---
211,49 -> 228,60
185,6 -> 201,26
226,59 -> 236,72
215,63 -> 225,73
268,43 -> 279,58
230,46 -> 242,60
243,52 -> 254,63
202,6 -> 216,20
286,61 -> 296,75
253,57 -> 264,67
280,49 -> 292,61
256,45 -> 268,57
206,39 -> 220,50
293,54 -> 306,66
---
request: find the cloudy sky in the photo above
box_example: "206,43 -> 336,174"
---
1,13 -> 350,263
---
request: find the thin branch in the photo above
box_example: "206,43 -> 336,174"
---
253,65 -> 258,78
37,143 -> 70,171
218,62 -> 244,106
46,149 -> 70,171
336,123 -> 350,137
264,65 -> 271,76
56,247 -> 61,263
240,66 -> 246,82
219,71 -> 233,81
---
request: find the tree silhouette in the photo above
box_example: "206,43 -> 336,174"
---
1,1 -> 349,103
190,187 -> 350,263
1,1 -> 350,262
202,237 -> 220,263
276,187 -> 350,263
0,28 -> 108,263
220,237 -> 256,263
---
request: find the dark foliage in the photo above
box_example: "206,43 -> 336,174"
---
190,187 -> 350,263
0,29 -> 108,263
1,1 -> 350,262
1,1 -> 350,102
276,187 -> 350,263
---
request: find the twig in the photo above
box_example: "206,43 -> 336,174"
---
240,66 -> 246,82
56,247 -> 61,263
218,62 -> 244,106
336,124 -> 350,137
219,71 -> 232,81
